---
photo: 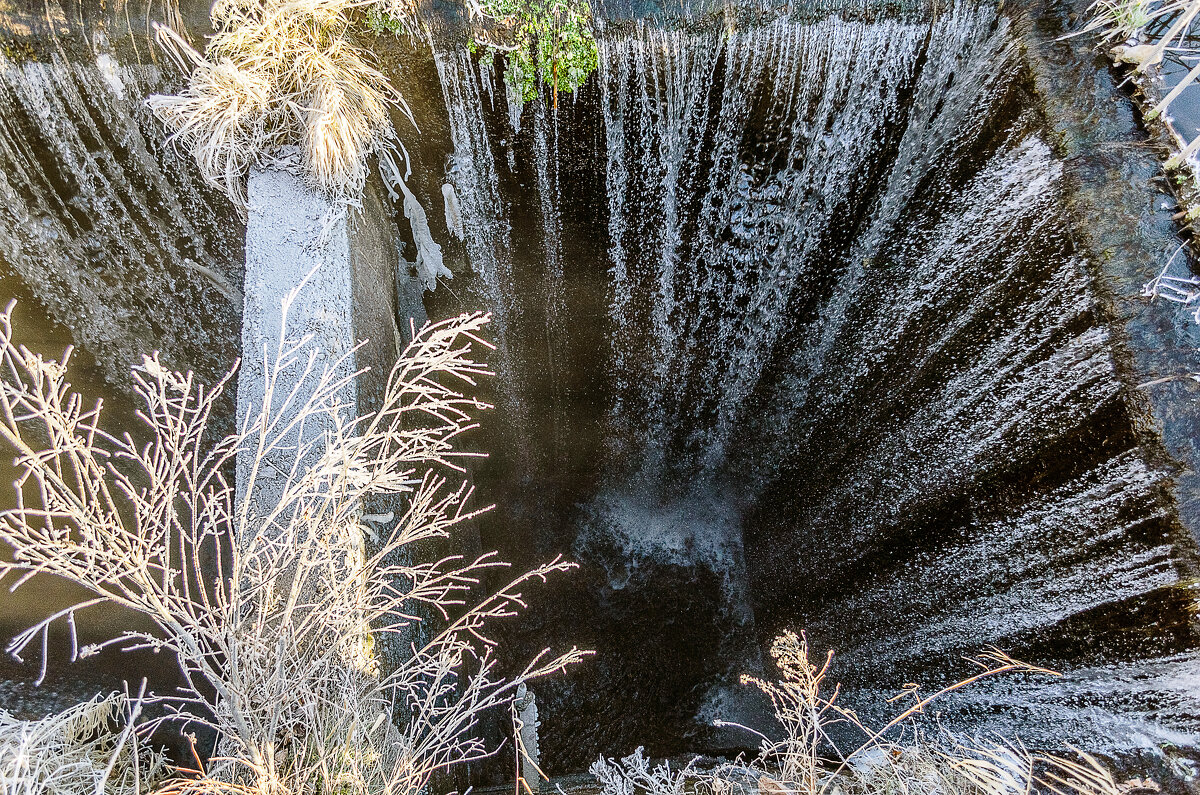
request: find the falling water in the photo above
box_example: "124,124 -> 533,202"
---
596,6 -> 1199,748
433,47 -> 535,455
0,49 -> 242,723
434,47 -> 515,317
532,97 -> 569,456
598,25 -> 723,459
433,0 -> 1200,761
0,0 -> 1192,770
0,55 -> 242,390
598,9 -> 1021,479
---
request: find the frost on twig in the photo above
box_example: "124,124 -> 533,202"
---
0,303 -> 588,795
1143,244 -> 1200,323
1071,1 -> 1200,230
591,748 -> 700,795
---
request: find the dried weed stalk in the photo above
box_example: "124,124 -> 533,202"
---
595,631 -> 1138,795
0,300 -> 587,795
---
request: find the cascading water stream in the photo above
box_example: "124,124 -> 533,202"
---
431,0 -> 1200,763
0,0 -> 1191,771
433,46 -> 536,462
532,96 -> 569,459
598,26 -> 723,471
435,48 -> 516,322
0,55 -> 241,391
0,0 -> 1194,770
598,11 -> 1013,480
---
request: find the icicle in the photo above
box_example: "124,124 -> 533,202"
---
514,684 -> 541,794
442,182 -> 464,240
506,78 -> 524,135
379,150 -> 452,292
478,55 -> 496,109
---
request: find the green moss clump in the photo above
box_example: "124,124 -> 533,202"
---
365,5 -> 410,35
363,0 -> 597,107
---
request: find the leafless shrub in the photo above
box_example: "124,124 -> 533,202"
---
709,632 -> 1049,794
0,300 -> 587,795
590,747 -> 701,795
736,631 -> 838,792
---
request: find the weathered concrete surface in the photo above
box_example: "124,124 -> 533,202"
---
237,156 -> 446,683
236,158 -> 361,514
1017,0 -> 1200,549
236,158 -> 428,503
351,174 -> 427,416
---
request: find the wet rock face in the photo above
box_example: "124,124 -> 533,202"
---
429,0 -> 1200,767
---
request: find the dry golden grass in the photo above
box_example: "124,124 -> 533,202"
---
149,0 -> 416,210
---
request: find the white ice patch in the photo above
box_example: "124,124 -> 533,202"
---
506,79 -> 524,135
95,53 -> 125,99
442,182 -> 464,240
379,152 -> 453,292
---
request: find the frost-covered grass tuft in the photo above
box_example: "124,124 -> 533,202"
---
0,692 -> 166,795
591,748 -> 698,795
148,0 -> 416,210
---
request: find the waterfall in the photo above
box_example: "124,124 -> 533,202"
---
595,6 -> 1199,748
597,26 -> 723,462
0,49 -> 243,728
0,55 -> 241,391
597,9 -> 1020,480
432,47 -> 534,455
0,0 -> 1192,767
532,97 -> 568,457
0,0 -> 1191,766
431,0 -> 1199,760
434,47 -> 515,317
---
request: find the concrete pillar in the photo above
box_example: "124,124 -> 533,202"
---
236,160 -> 357,515
236,154 -> 424,516
235,151 -> 430,674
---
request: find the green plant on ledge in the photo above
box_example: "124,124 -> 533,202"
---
363,0 -> 597,109
469,0 -> 599,106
